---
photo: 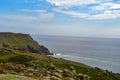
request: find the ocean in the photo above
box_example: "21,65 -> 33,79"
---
32,35 -> 120,73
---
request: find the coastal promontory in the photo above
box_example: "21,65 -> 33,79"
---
0,32 -> 120,80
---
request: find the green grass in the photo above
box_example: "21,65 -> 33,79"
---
0,47 -> 119,80
8,55 -> 34,64
12,52 -> 114,80
0,75 -> 39,80
0,32 -> 40,48
0,32 -> 48,54
32,56 -> 113,80
0,48 -> 16,62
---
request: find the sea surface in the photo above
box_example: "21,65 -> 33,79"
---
32,35 -> 120,73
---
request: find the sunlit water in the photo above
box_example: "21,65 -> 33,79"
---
33,35 -> 120,73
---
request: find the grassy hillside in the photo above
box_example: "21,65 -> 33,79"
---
0,47 -> 120,80
0,32 -> 49,55
0,32 -> 120,80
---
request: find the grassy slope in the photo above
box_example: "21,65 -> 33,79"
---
0,48 -> 120,80
0,32 -> 40,48
0,48 -> 16,62
0,32 -> 49,55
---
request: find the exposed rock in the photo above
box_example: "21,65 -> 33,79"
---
83,74 -> 90,80
56,69 -> 63,73
63,69 -> 74,77
51,76 -> 62,80
70,66 -> 75,70
52,72 -> 63,78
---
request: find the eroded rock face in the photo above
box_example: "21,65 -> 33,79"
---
0,32 -> 50,55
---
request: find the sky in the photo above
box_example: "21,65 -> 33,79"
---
0,0 -> 120,38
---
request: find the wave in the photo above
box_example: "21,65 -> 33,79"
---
54,53 -> 62,56
52,53 -> 117,66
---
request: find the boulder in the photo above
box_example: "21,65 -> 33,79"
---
52,72 -> 63,78
51,76 -> 62,80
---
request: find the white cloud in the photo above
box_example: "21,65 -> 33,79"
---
54,8 -> 89,18
4,13 -> 53,21
54,8 -> 120,20
18,9 -> 46,13
38,13 -> 54,20
89,10 -> 120,19
91,3 -> 120,10
14,9 -> 54,21
1,15 -> 36,21
111,4 -> 120,9
47,0 -> 98,7
47,0 -> 120,20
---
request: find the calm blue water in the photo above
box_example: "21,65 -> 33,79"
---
32,35 -> 120,73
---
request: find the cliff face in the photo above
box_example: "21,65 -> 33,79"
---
0,32 -> 50,55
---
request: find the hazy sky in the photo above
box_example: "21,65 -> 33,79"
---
0,0 -> 120,38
